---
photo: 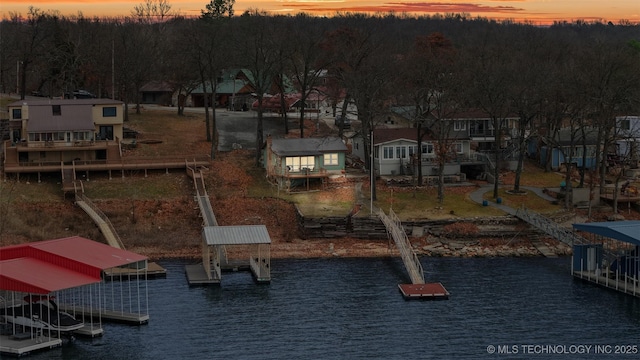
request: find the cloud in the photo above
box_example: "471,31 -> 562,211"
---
281,1 -> 527,15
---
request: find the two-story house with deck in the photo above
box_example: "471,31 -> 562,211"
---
4,98 -> 124,174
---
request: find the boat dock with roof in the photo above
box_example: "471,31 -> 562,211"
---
571,221 -> 640,298
185,163 -> 272,285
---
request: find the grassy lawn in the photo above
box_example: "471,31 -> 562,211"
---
482,188 -> 561,214
373,187 -> 505,219
82,172 -> 191,200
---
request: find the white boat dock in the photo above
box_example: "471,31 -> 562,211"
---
0,334 -> 62,357
58,305 -> 149,325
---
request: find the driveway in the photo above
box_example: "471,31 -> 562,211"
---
145,105 -> 290,151
216,110 -> 288,151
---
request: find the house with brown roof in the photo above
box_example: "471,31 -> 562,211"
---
4,98 -> 124,173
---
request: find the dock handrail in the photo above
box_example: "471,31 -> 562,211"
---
515,207 -> 584,247
378,208 -> 425,284
75,191 -> 125,250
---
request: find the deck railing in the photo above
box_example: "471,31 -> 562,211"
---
515,207 -> 584,247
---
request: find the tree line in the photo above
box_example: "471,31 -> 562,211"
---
1,4 -> 639,207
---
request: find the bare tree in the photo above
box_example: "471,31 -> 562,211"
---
234,12 -> 280,166
132,0 -> 174,22
463,27 -> 512,199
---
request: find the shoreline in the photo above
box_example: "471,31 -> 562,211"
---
131,236 -> 573,262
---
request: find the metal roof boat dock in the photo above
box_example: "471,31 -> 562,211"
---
572,220 -> 640,298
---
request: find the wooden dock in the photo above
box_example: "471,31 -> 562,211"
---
398,283 -> 450,300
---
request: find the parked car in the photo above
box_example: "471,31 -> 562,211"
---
65,90 -> 96,99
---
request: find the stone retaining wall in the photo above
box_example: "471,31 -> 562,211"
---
295,206 -> 540,240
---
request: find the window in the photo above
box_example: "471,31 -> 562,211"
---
103,107 -> 117,117
324,153 -> 338,166
451,142 -> 463,154
12,108 -> 22,119
618,118 -> 630,130
408,145 -> 417,157
454,120 -> 466,131
422,143 -> 434,154
383,146 -> 394,159
395,146 -> 407,159
52,105 -> 61,116
285,156 -> 315,172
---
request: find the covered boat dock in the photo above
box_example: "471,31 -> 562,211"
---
186,225 -> 272,285
572,221 -> 640,298
0,237 -> 150,356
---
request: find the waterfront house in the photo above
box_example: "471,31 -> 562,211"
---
4,98 -> 124,173
351,128 -> 480,181
533,127 -> 599,171
388,106 -> 520,152
263,135 -> 348,191
615,115 -> 640,168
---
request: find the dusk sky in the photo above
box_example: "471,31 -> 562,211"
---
1,1 -> 639,24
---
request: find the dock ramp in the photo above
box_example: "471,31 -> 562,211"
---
379,208 -> 449,300
75,191 -> 125,249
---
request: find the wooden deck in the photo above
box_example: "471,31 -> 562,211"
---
599,193 -> 640,205
398,283 -> 450,300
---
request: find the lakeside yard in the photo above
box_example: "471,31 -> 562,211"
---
2,108 -> 639,259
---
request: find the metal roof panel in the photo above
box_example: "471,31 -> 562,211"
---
202,225 -> 272,245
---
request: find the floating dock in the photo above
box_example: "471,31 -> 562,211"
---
573,270 -> 640,298
398,283 -> 450,300
58,305 -> 149,325
185,263 -> 221,286
0,334 -> 62,357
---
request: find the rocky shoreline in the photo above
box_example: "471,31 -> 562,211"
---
417,239 -> 572,258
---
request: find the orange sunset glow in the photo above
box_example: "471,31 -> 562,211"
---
1,0 -> 638,24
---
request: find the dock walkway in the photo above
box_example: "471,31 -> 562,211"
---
378,207 -> 449,300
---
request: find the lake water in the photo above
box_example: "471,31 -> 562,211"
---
27,257 -> 640,359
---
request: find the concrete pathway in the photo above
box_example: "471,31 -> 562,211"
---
468,185 -> 556,216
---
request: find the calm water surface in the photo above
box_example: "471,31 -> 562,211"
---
28,257 -> 640,359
